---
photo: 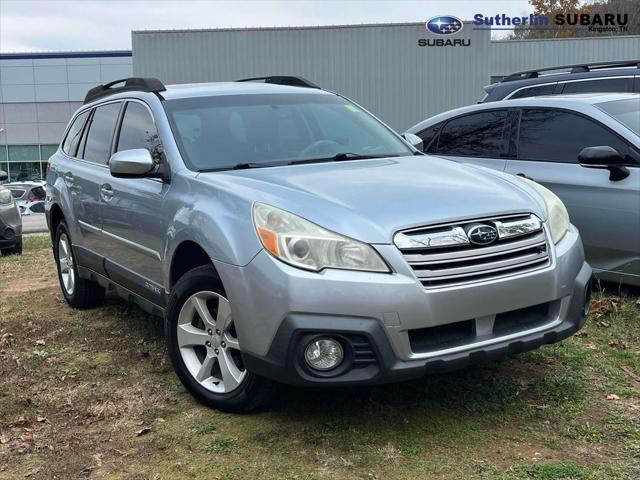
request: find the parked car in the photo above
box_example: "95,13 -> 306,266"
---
481,60 -> 640,103
19,200 -> 46,216
406,93 -> 640,286
6,182 -> 47,205
0,170 -> 23,255
46,76 -> 592,412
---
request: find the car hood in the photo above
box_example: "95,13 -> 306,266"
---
198,155 -> 545,244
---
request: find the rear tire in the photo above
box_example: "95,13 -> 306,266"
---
54,221 -> 104,309
165,265 -> 279,412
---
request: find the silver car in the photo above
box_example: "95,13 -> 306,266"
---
0,170 -> 23,255
46,77 -> 592,412
406,93 -> 640,286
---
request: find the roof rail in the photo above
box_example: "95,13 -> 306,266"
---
501,60 -> 640,83
235,76 -> 320,89
83,77 -> 166,104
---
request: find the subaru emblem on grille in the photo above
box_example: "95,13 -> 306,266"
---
467,224 -> 498,246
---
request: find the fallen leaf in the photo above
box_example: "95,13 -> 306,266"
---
20,433 -> 33,442
36,416 -> 47,423
35,340 -> 45,346
135,426 -> 152,437
24,467 -> 42,478
0,434 -> 9,444
606,394 -> 620,401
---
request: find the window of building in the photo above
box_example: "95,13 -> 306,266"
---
517,109 -> 629,163
8,145 -> 40,162
82,102 -> 121,164
116,102 -> 162,160
40,144 -> 59,159
437,110 -> 508,157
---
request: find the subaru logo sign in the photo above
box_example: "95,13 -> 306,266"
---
426,15 -> 464,35
467,224 -> 498,246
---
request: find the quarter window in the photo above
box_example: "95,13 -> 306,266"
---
517,109 -> 629,163
561,77 -> 633,95
62,111 -> 89,157
437,111 -> 508,157
509,84 -> 556,99
81,103 -> 121,164
116,102 -> 163,161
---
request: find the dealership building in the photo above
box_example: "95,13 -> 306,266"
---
0,51 -> 132,181
1,23 -> 639,180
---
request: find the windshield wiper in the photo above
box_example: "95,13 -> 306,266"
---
198,162 -> 280,172
287,153 -> 399,166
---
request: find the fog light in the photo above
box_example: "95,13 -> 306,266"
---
304,338 -> 344,371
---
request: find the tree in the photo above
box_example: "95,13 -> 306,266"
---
509,0 -> 639,39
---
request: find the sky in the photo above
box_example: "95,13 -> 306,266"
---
0,0 -> 534,53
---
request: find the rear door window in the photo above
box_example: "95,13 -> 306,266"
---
517,109 -> 630,163
61,111 -> 89,157
437,110 -> 508,157
560,77 -> 633,94
81,102 -> 122,164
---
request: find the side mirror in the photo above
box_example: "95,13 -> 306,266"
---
578,146 -> 629,182
0,170 -> 7,181
109,149 -> 155,178
402,133 -> 424,151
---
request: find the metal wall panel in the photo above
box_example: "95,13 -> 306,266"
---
133,23 -> 490,130
133,26 -> 640,130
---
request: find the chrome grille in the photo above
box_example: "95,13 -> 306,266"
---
394,214 -> 550,288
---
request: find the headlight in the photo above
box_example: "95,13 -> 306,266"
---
519,177 -> 570,244
253,203 -> 389,273
0,189 -> 13,206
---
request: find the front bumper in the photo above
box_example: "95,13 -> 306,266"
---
0,204 -> 22,250
214,225 -> 592,386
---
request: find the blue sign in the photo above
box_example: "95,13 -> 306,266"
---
426,16 -> 464,35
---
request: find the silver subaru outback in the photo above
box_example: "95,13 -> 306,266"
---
46,77 -> 592,412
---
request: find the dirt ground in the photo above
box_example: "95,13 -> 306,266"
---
0,236 -> 638,479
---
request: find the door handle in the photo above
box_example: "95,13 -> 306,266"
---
100,184 -> 114,202
517,172 -> 535,181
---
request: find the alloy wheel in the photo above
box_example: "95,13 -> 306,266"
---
177,291 -> 246,393
58,233 -> 75,295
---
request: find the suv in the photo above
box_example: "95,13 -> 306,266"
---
482,60 -> 640,102
46,77 -> 592,412
405,93 -> 640,286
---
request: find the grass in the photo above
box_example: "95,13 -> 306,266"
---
0,237 -> 638,479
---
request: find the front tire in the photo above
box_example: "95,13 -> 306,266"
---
54,221 -> 104,308
165,265 -> 278,412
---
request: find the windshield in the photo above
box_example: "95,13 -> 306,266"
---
164,93 -> 412,170
596,98 -> 640,136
